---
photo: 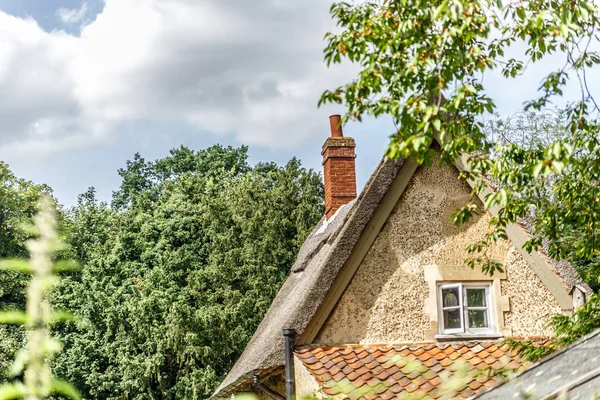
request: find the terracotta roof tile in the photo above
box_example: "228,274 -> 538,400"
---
330,364 -> 343,376
373,383 -> 389,395
364,391 -> 378,400
347,371 -> 360,381
362,372 -> 374,382
303,355 -> 319,365
342,365 -> 354,375
420,381 -> 435,393
295,341 -> 530,399
333,371 -> 346,381
375,370 -> 390,381
321,372 -> 333,382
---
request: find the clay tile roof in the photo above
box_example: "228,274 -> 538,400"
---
296,342 -> 527,399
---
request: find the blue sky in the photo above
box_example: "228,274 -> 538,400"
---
0,1 -> 593,207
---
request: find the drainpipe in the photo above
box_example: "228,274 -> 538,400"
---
283,328 -> 297,400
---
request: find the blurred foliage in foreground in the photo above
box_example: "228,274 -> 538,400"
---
0,196 -> 80,400
0,163 -> 57,382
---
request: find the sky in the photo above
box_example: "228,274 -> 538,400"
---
0,0 -> 595,207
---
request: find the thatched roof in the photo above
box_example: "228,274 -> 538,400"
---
213,157 -> 405,397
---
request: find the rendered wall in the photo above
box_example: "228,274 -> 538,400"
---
315,160 -> 563,344
294,356 -> 322,400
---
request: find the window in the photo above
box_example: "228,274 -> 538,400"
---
437,283 -> 495,335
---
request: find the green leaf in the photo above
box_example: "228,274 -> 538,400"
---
0,311 -> 28,325
51,379 -> 81,400
0,383 -> 25,400
53,260 -> 80,273
50,311 -> 78,325
533,161 -> 544,178
580,5 -> 589,21
9,350 -> 27,378
0,260 -> 31,274
434,0 -> 449,19
561,8 -> 572,24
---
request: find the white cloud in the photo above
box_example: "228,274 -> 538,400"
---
56,2 -> 88,24
2,0 -> 600,164
0,0 -> 355,160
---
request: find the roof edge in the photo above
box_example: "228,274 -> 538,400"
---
212,156 -> 406,398
472,328 -> 600,398
298,159 -> 419,344
455,154 -> 575,310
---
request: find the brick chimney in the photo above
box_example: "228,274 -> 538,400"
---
322,115 -> 357,219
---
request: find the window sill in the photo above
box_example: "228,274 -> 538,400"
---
435,333 -> 503,341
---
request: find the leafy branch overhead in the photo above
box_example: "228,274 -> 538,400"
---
321,0 -> 600,275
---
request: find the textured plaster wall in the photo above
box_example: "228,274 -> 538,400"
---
294,356 -> 322,399
315,160 -> 562,344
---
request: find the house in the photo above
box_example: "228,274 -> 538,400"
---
212,115 -> 592,399
475,328 -> 600,399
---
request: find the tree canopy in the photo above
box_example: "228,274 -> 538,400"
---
321,0 -> 600,278
320,0 -> 600,360
51,145 -> 323,399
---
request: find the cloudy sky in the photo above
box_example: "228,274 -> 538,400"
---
0,0 -> 591,206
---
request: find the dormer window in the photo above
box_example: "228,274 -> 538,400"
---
437,282 -> 495,336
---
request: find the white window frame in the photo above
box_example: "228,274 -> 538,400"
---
437,282 -> 495,336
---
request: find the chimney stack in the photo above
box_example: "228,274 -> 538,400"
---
322,115 -> 357,219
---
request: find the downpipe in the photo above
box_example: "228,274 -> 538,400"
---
283,328 -> 297,400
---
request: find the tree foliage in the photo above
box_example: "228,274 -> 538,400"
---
321,0 -> 600,360
484,109 -> 600,288
321,0 -> 600,276
52,145 -> 324,399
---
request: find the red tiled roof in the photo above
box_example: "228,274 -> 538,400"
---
295,342 -> 529,399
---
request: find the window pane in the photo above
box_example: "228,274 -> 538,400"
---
468,310 -> 488,328
442,287 -> 460,308
466,288 -> 486,307
444,309 -> 462,330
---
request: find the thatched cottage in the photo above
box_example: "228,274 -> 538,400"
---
213,116 -> 592,399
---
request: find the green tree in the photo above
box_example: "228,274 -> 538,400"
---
484,109 -> 600,289
53,145 -> 323,399
320,0 -> 600,356
321,0 -> 600,272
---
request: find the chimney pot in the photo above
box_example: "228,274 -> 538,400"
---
329,115 -> 343,137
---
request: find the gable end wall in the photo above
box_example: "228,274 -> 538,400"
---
315,160 -> 563,344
